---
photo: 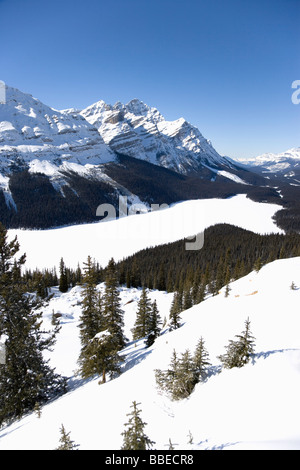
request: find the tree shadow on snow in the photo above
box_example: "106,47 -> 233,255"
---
121,343 -> 152,373
251,348 -> 300,364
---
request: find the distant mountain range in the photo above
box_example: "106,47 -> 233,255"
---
0,85 -> 298,231
239,148 -> 300,184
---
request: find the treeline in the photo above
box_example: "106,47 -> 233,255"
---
115,223 -> 300,294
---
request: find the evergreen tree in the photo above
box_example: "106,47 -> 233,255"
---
78,256 -> 104,347
183,284 -> 193,310
174,349 -> 195,399
0,223 -> 66,426
193,336 -> 211,383
132,287 -> 152,341
218,317 -> 255,369
79,330 -> 123,384
145,300 -> 162,347
103,258 -> 127,350
121,401 -> 155,450
169,291 -> 182,330
59,257 -> 68,293
253,257 -> 262,273
155,349 -> 179,398
155,349 -> 196,400
56,424 -> 79,450
35,272 -> 49,299
78,256 -> 105,379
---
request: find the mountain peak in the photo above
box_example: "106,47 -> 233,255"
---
125,98 -> 150,115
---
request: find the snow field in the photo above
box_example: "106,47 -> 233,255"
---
7,194 -> 283,272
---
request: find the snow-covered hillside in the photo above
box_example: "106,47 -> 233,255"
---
0,256 -> 300,450
7,194 -> 283,271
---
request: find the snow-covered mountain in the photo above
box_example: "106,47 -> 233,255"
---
239,148 -> 300,180
80,97 -> 234,174
0,86 -> 115,172
0,85 -> 236,178
1,254 -> 300,450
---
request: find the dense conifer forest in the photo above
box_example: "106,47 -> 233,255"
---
114,224 -> 300,294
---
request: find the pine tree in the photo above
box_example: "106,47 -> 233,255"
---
132,287 -> 152,341
173,349 -> 195,399
155,349 -> 179,397
78,256 -> 104,347
155,349 -> 196,400
193,336 -> 211,383
218,317 -> 255,369
103,258 -> 127,350
34,402 -> 42,418
59,257 -> 68,293
253,257 -> 262,273
80,330 -> 123,384
121,401 -> 155,450
145,300 -> 162,347
0,223 -> 66,426
78,256 -> 106,379
183,284 -> 193,310
169,291 -> 182,330
56,424 -> 79,450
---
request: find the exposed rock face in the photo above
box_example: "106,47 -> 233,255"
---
80,97 -> 231,174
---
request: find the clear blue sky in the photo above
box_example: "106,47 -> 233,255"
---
0,0 -> 299,159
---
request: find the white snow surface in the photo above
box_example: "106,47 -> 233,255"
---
7,194 -> 283,271
0,256 -> 300,450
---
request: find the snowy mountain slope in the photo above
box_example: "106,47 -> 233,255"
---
0,256 -> 300,450
0,86 -> 115,173
7,194 -> 283,271
239,148 -> 300,179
